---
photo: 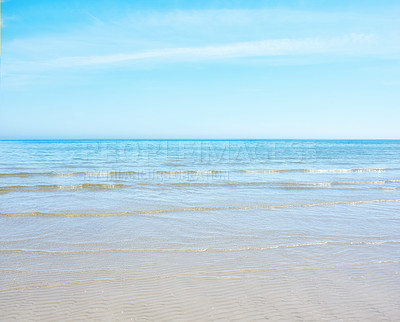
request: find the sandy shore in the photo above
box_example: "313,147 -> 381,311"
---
1,247 -> 399,321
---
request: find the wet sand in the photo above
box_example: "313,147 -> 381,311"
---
1,204 -> 400,321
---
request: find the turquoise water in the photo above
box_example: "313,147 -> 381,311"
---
1,140 -> 400,214
1,140 -> 400,320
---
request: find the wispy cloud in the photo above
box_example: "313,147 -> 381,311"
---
2,7 -> 400,87
7,33 -> 384,70
0,13 -> 17,29
84,12 -> 105,26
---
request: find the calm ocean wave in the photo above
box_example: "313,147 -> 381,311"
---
0,140 -> 399,212
2,198 -> 400,217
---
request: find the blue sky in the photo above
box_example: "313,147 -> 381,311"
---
1,0 -> 400,139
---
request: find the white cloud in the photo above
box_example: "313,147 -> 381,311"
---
8,33 -> 381,70
2,7 -> 400,87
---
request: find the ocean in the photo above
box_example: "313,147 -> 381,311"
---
1,140 -> 399,320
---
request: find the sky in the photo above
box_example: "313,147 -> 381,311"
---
0,0 -> 400,139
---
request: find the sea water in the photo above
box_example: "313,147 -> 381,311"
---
0,140 -> 399,320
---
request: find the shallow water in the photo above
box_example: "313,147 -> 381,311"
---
0,140 -> 399,320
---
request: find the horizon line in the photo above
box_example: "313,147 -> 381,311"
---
1,138 -> 400,141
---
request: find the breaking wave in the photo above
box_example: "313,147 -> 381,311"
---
2,199 -> 399,217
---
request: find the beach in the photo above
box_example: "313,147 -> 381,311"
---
0,140 -> 399,320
